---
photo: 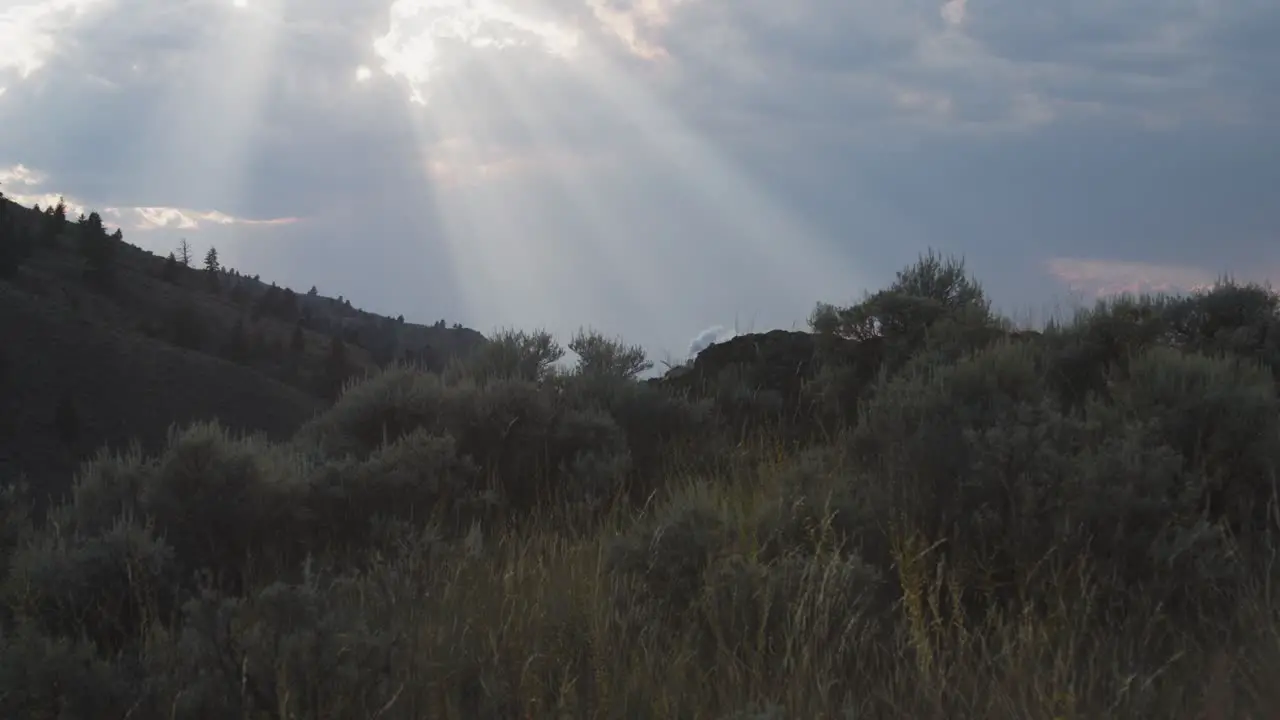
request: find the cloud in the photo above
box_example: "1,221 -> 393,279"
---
373,0 -> 582,104
586,0 -> 691,61
687,324 -> 737,356
1045,257 -> 1220,298
1,163 -> 296,232
0,162 -> 93,216
940,0 -> 967,27
0,0 -> 107,90
115,206 -> 300,231
0,163 -> 45,187
0,0 -> 1276,360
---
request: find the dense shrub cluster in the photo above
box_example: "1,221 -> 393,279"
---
4,257 -> 1280,717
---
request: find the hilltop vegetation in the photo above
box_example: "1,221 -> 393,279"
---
4,236 -> 1280,716
0,189 -> 484,497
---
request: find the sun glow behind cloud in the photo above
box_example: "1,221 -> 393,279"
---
373,0 -> 580,104
0,0 -> 106,93
585,0 -> 689,61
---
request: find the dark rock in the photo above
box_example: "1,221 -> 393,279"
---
652,327 -> 1047,433
653,330 -> 884,409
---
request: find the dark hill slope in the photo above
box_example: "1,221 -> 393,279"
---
0,281 -> 321,500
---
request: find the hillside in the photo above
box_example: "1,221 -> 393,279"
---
0,193 -> 486,497
6,202 -> 1280,716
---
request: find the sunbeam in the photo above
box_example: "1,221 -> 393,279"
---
370,0 -> 873,350
126,0 -> 285,215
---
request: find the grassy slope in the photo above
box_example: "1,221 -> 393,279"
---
0,197 -> 490,496
0,272 -> 322,501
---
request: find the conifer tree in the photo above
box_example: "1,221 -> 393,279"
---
78,211 -> 116,291
203,246 -> 221,292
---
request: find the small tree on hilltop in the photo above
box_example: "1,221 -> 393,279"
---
178,238 -> 193,266
203,246 -> 220,273
203,246 -> 221,292
281,287 -> 299,321
0,185 -> 35,279
78,211 -> 117,291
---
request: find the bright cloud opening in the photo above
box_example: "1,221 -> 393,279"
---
373,0 -> 581,104
0,0 -> 106,92
586,0 -> 689,61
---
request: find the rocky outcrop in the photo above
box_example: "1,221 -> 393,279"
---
651,327 -> 1046,432
652,330 -> 884,410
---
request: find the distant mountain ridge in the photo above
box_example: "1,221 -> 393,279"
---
0,192 -> 486,497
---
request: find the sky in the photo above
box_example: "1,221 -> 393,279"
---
1,0 -> 1278,361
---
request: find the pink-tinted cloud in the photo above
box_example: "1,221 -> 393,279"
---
1046,256 -> 1234,298
1,163 -> 298,231
586,0 -> 691,61
113,206 -> 300,231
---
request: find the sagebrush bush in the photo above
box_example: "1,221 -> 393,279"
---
1164,280 -> 1280,373
3,514 -> 178,654
606,502 -> 729,614
1106,346 -> 1280,535
151,578 -> 400,719
293,363 -> 450,459
299,357 -> 710,521
746,445 -> 885,567
846,328 -> 1280,618
451,328 -> 564,385
0,478 -> 33,584
142,423 -> 310,589
304,429 -> 484,547
0,621 -> 132,719
562,373 -> 715,485
1041,293 -> 1176,410
852,338 -> 1055,539
62,444 -> 152,536
7,253 -> 1280,717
